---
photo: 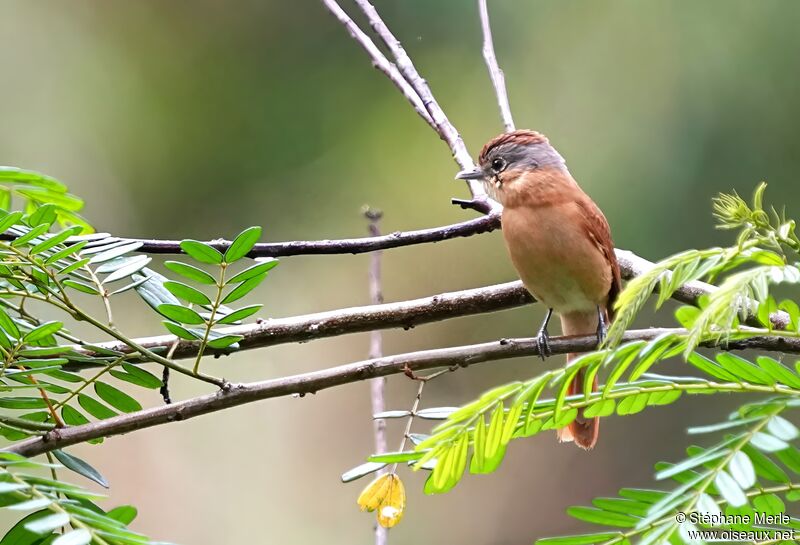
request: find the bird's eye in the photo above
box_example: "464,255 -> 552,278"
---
491,157 -> 507,172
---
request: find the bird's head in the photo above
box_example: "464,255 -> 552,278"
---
456,130 -> 567,204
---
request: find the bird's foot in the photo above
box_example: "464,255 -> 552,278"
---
596,306 -> 608,347
536,328 -> 552,360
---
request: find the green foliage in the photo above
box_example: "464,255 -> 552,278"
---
0,171 -> 278,542
349,185 -> 800,544
0,452 -> 155,544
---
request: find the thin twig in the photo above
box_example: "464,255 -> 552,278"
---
319,0 -> 434,130
4,214 -> 498,258
478,0 -> 515,132
9,327 -> 800,458
364,207 -> 388,545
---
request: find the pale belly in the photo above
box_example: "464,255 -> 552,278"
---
502,203 -> 611,314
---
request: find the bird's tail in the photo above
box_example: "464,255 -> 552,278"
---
556,310 -> 603,450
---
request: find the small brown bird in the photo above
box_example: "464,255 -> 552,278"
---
457,130 -> 620,450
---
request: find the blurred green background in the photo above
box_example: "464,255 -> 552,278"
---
1,0 -> 800,543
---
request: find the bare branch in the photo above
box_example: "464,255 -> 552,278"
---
17,214 -> 499,258
10,328 -> 800,458
364,208 -> 388,545
62,281 -> 534,364
50,255 -> 753,367
478,0 -> 515,132
320,0 -> 435,130
348,0 -> 497,212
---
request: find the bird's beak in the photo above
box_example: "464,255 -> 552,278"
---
455,168 -> 484,181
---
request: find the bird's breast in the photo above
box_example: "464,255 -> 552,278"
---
502,202 -> 612,313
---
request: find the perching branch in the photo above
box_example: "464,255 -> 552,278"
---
62,281 -> 533,364
478,0 -> 515,132
10,327 -> 800,458
56,258 -> 726,367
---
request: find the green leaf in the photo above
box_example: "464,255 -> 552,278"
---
226,259 -> 279,285
52,449 -> 109,488
566,506 -> 638,528
29,226 -> 82,255
164,261 -> 217,285
221,273 -> 267,304
162,321 -> 201,340
44,241 -> 87,265
340,461 -> 386,483
77,395 -> 117,420
102,256 -> 152,284
109,363 -> 162,389
0,397 -> 49,410
0,211 -> 25,234
24,321 -> 63,343
180,240 -> 223,264
156,304 -> 205,325
62,279 -> 100,295
656,449 -> 728,480
536,534 -> 620,545
753,493 -> 785,516
216,304 -> 263,325
1,510 -> 56,544
674,305 -> 700,328
25,512 -> 70,534
368,451 -> 423,463
416,407 -> 459,420
0,308 -> 21,338
163,281 -> 212,306
86,241 -> 143,264
206,335 -> 243,349
94,382 -> 142,413
12,224 -> 50,247
715,353 -> 773,385
750,432 -> 790,452
224,226 -> 262,263
6,497 -> 53,512
583,400 -> 616,418
106,505 -> 138,525
714,470 -> 748,507
616,394 -> 648,415
755,356 -> 800,389
728,451 -> 756,489
61,405 -> 89,426
52,530 -> 91,545
766,415 -> 799,441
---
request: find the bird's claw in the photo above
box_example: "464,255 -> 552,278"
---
536,328 -> 552,360
596,306 -> 608,347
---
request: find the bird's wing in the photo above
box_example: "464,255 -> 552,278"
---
575,197 -> 621,321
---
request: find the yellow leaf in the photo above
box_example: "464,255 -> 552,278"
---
377,474 -> 406,528
357,473 -> 392,512
356,473 -> 406,528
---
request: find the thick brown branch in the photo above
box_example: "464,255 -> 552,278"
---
61,281 -> 534,365
10,328 -> 800,457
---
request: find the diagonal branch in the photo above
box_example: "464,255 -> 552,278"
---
478,0 -> 515,132
320,0 -> 434,130
10,328 -> 800,458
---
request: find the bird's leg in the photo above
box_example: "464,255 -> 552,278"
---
536,308 -> 553,360
596,306 -> 607,346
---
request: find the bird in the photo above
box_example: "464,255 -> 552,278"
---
456,129 -> 620,450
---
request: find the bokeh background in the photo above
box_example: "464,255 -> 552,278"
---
1,0 -> 800,543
